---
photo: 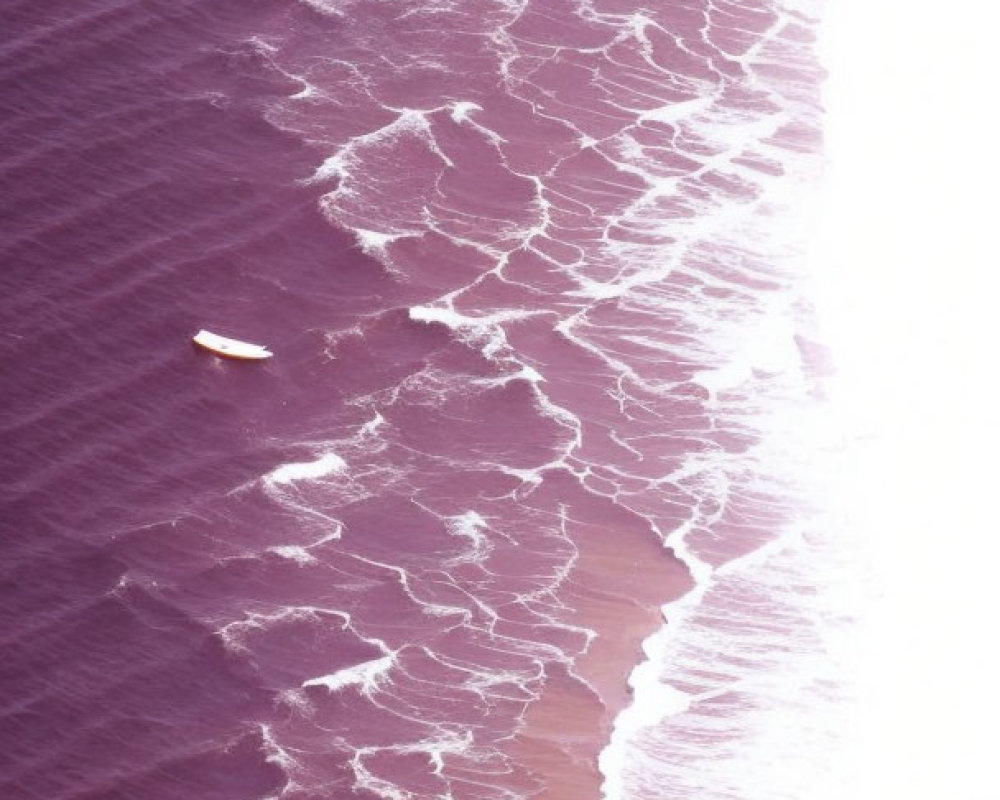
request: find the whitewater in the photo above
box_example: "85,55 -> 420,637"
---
0,1 -> 872,799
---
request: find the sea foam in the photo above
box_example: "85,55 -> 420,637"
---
265,452 -> 347,485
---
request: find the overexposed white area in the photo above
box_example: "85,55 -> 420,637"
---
814,1 -> 1000,797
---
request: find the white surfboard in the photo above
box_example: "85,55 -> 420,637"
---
192,329 -> 272,360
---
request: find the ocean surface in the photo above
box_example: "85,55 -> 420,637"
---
0,2 -> 829,799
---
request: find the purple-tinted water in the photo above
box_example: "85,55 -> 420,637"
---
1,2 -> 824,799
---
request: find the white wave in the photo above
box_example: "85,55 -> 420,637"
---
260,723 -> 297,771
303,654 -> 395,693
450,99 -> 508,146
289,80 -> 318,100
408,303 -> 542,330
409,302 -> 549,364
267,545 -> 317,565
359,412 -> 385,436
309,151 -> 347,184
516,364 -> 543,383
637,96 -> 714,126
471,362 -> 545,389
265,452 -> 346,485
297,0 -> 347,16
354,227 -> 414,257
444,510 -> 490,562
602,516 -> 873,800
449,100 -> 481,123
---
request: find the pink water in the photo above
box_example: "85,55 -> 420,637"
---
0,1 -> 825,798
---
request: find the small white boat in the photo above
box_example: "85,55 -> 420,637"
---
192,329 -> 272,360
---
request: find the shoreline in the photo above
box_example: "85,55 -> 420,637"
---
503,509 -> 695,800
